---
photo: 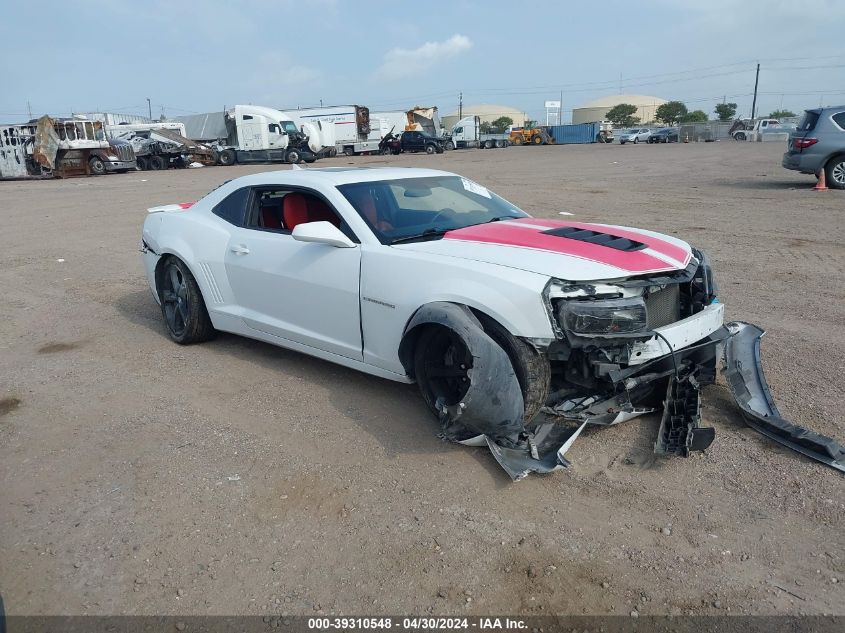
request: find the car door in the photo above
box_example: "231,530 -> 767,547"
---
222,187 -> 363,361
266,123 -> 285,150
406,131 -> 423,152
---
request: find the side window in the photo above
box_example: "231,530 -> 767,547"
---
832,112 -> 845,130
244,188 -> 356,241
242,114 -> 253,121
455,127 -> 463,134
269,124 -> 280,134
212,187 -> 251,226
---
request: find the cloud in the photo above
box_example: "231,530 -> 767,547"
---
376,34 -> 472,81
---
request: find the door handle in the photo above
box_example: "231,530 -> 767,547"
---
230,244 -> 250,255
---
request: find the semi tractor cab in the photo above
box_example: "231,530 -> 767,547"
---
212,105 -> 316,166
447,116 -> 510,149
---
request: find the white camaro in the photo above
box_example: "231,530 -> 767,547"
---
142,166 -> 735,477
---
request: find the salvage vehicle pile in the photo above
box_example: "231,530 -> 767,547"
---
141,166 -> 845,480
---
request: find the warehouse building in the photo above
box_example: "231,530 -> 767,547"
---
441,105 -> 528,131
572,94 -> 667,125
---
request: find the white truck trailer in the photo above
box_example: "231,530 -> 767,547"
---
289,105 -> 380,156
370,111 -> 409,143
175,105 -> 316,165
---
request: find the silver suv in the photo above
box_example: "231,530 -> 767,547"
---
782,106 -> 845,189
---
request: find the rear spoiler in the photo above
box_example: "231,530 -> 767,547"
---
147,202 -> 194,213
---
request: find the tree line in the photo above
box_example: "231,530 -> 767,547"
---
604,102 -> 796,127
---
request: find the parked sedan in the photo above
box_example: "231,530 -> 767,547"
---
619,128 -> 652,144
782,105 -> 845,189
141,166 -> 828,477
648,128 -> 679,143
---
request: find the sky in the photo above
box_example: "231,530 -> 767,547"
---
1,0 -> 843,124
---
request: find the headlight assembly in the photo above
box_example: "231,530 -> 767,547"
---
558,297 -> 647,335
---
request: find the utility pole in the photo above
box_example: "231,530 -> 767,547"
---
559,89 -> 563,125
27,101 -> 32,120
147,97 -> 152,121
750,63 -> 760,120
459,92 -> 463,119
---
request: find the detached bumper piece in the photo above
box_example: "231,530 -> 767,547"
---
655,369 -> 715,456
724,322 -> 845,473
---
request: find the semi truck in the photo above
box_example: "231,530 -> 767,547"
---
289,105 -> 380,156
445,116 -> 510,149
175,105 -> 317,165
0,115 -> 135,179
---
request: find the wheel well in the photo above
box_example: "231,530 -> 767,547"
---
397,305 -> 515,379
153,254 -> 175,298
826,152 -> 845,167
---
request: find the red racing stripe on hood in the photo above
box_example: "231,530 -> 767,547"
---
443,218 -> 689,274
509,218 -> 690,264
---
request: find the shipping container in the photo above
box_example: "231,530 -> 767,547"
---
548,123 -> 601,144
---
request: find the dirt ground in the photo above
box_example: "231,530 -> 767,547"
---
1,141 -> 843,618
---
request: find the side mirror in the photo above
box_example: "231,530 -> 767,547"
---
291,221 -> 356,248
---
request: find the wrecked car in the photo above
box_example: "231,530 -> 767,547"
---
140,167 -> 845,479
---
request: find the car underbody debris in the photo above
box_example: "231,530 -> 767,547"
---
724,322 -> 845,473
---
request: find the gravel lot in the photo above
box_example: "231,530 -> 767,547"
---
1,141 -> 842,617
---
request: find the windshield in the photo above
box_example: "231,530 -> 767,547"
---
338,175 -> 528,244
280,121 -> 298,134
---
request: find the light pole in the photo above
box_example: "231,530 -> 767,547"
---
147,98 -> 152,121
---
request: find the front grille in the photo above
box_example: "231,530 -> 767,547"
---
114,144 -> 134,161
645,284 -> 680,329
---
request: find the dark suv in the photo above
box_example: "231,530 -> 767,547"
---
782,106 -> 845,189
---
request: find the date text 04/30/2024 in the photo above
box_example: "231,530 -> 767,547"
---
307,617 -> 527,630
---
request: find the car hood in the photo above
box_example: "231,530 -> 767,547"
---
393,218 -> 693,281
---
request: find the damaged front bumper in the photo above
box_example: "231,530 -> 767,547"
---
431,304 -> 844,480
724,322 -> 845,473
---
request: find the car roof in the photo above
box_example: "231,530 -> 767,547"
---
219,166 -> 457,188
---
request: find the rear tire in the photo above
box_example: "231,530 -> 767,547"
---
532,135 -> 543,145
150,155 -> 168,170
425,144 -> 436,154
734,132 -> 746,141
512,136 -> 523,146
445,140 -> 455,151
286,149 -> 301,164
157,257 -> 215,345
135,156 -> 150,171
825,154 -> 845,190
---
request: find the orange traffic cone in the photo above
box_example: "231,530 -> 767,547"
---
813,170 -> 828,191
